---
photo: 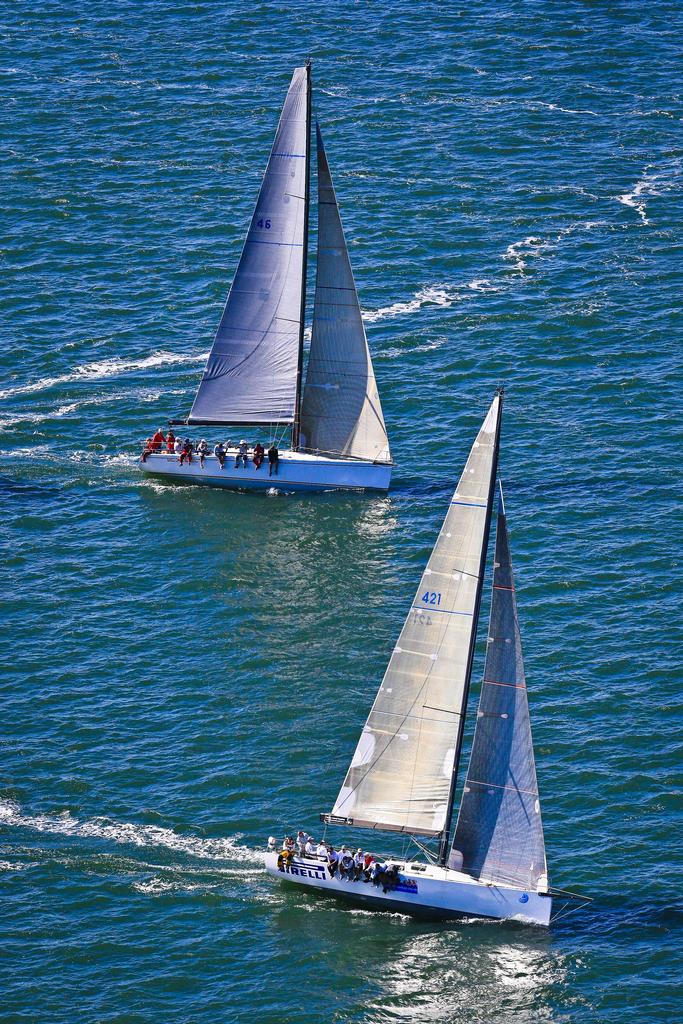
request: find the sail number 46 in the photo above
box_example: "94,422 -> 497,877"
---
421,591 -> 441,606
256,218 -> 272,229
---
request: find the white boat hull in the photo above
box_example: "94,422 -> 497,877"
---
138,449 -> 391,493
264,852 -> 552,925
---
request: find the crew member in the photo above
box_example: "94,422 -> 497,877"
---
235,439 -> 249,469
196,438 -> 209,468
296,830 -> 309,854
179,438 -> 193,466
214,441 -> 226,469
166,429 -> 176,452
268,443 -> 279,477
253,441 -> 265,470
339,847 -> 354,880
151,427 -> 165,451
326,846 -> 339,877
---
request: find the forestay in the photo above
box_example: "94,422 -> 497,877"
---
450,486 -> 548,890
325,395 -> 502,836
189,67 -> 310,425
299,127 -> 390,463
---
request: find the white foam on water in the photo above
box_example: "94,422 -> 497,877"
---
540,102 -> 599,118
503,222 -> 607,272
362,285 -> 458,324
503,236 -> 548,272
0,799 -> 264,866
0,860 -> 33,871
0,387 -> 189,433
347,908 -> 412,921
0,350 -> 209,402
133,876 -> 217,896
617,160 -> 681,226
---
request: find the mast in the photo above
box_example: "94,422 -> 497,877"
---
438,387 -> 504,865
291,59 -> 312,451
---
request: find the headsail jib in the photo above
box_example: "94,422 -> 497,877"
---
323,394 -> 502,838
299,126 -> 390,464
450,482 -> 548,890
189,66 -> 311,426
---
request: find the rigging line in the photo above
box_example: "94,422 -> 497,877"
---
483,678 -> 526,689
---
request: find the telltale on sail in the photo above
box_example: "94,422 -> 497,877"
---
265,391 -> 591,924
138,63 -> 392,493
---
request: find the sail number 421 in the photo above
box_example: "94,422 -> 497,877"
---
421,591 -> 441,606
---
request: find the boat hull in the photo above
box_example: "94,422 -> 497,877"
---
264,852 -> 552,925
138,450 -> 391,493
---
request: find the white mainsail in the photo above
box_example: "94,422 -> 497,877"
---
189,66 -> 310,425
450,485 -> 548,889
299,126 -> 390,464
324,394 -> 502,836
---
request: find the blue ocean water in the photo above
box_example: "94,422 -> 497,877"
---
2,2 -> 682,1021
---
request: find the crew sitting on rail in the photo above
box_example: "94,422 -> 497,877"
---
353,848 -> 366,880
179,438 -> 193,466
151,427 -> 165,451
174,436 -> 183,454
196,439 -> 209,468
235,439 -> 249,469
253,441 -> 265,469
338,847 -> 355,879
141,437 -> 154,462
214,441 -> 226,469
326,846 -> 339,877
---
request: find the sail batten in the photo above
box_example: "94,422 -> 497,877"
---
323,395 -> 502,837
450,485 -> 547,890
189,67 -> 311,426
299,126 -> 390,464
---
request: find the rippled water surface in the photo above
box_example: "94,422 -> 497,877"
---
2,2 -> 682,1022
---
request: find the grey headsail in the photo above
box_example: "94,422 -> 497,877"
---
323,394 -> 502,837
299,126 -> 390,463
189,66 -> 311,425
450,483 -> 548,890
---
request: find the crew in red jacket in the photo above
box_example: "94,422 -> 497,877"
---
151,428 -> 165,451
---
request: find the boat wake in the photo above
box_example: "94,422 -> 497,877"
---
0,798 -> 264,867
0,350 -> 209,402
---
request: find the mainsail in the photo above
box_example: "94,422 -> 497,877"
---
189,66 -> 311,425
299,126 -> 390,464
323,394 -> 502,837
450,484 -> 548,890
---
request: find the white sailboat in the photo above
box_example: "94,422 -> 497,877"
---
265,392 -> 587,924
139,64 -> 391,493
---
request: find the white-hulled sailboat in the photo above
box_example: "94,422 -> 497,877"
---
265,392 -> 588,924
139,64 -> 391,493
